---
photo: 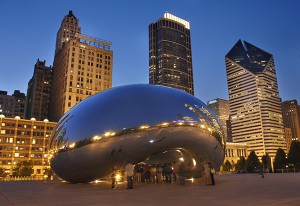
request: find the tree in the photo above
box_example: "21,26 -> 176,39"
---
222,160 -> 232,171
273,148 -> 287,171
288,141 -> 300,169
245,151 -> 260,173
13,161 -> 34,176
43,167 -> 54,180
261,153 -> 272,172
0,167 -> 5,177
235,156 -> 246,172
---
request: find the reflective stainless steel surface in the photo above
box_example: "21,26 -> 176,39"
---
49,84 -> 225,183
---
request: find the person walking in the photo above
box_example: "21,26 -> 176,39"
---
208,162 -> 215,186
172,161 -> 178,182
111,167 -> 117,189
204,161 -> 211,186
125,162 -> 134,189
259,164 -> 264,178
178,161 -> 186,185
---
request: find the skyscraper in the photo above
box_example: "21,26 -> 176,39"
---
207,98 -> 230,140
225,40 -> 286,158
149,12 -> 194,95
49,11 -> 113,122
25,59 -> 52,121
282,100 -> 300,142
55,10 -> 81,55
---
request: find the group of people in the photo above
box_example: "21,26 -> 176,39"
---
133,161 -> 179,184
112,161 -> 216,189
204,161 -> 215,186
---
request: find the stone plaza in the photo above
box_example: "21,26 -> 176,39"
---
0,173 -> 299,206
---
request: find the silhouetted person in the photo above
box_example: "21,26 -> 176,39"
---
208,162 -> 215,185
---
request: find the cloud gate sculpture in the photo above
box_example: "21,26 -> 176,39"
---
49,84 -> 225,183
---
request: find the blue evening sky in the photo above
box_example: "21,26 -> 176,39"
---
0,0 -> 299,103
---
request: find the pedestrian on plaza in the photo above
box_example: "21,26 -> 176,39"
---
150,164 -> 157,183
111,167 -> 117,189
259,164 -> 264,178
156,164 -> 163,183
208,162 -> 215,186
125,162 -> 134,189
204,161 -> 211,185
178,161 -> 186,185
172,161 -> 178,182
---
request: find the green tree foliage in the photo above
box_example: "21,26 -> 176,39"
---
245,151 -> 260,172
235,156 -> 246,172
13,161 -> 34,176
288,141 -> 300,169
0,167 -> 5,177
261,153 -> 272,172
43,167 -> 54,179
274,148 -> 287,170
222,160 -> 232,171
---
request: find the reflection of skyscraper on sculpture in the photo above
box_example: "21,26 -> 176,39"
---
149,13 -> 194,95
225,40 -> 286,158
49,11 -> 113,122
207,98 -> 230,141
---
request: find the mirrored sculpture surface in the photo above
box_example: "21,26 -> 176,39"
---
49,84 -> 225,183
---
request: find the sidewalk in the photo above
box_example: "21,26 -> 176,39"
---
0,173 -> 299,206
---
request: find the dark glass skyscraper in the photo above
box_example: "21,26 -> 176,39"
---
25,59 -> 52,120
149,13 -> 194,95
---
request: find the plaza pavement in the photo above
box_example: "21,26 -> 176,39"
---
0,173 -> 299,206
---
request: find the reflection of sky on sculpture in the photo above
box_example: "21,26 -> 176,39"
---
53,84 -> 221,146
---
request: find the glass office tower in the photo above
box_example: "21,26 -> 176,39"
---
149,13 -> 194,95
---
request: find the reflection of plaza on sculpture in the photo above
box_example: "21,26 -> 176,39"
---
48,84 -> 225,183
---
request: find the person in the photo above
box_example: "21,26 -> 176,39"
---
156,164 -> 163,183
111,167 -> 117,189
204,161 -> 211,185
150,164 -> 157,184
178,161 -> 186,185
134,164 -> 141,183
259,164 -> 264,178
125,162 -> 134,189
208,162 -> 215,186
172,161 -> 177,182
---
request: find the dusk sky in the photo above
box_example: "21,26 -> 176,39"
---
0,0 -> 299,104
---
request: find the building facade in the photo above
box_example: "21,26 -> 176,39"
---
0,116 -> 56,177
25,59 -> 52,121
49,12 -> 113,122
224,142 -> 248,165
282,100 -> 300,142
149,13 -> 194,95
225,40 -> 286,158
0,90 -> 26,119
207,98 -> 230,140
284,128 -> 292,154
